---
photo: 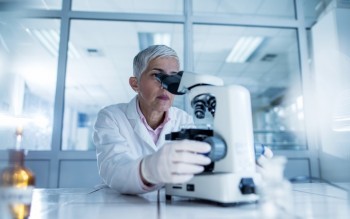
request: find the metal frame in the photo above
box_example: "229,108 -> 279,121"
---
0,0 -> 320,187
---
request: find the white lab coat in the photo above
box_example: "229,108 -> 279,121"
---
93,96 -> 193,194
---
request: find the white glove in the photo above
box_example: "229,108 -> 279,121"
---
262,146 -> 273,159
257,146 -> 274,172
141,140 -> 211,184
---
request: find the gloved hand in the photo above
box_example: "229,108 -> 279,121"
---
261,146 -> 273,159
141,140 -> 211,185
257,146 -> 273,172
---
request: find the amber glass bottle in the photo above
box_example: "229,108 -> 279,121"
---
1,149 -> 35,219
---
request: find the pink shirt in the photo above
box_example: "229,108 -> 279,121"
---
136,101 -> 170,145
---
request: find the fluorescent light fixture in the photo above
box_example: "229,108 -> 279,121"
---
68,42 -> 81,59
32,29 -> 58,57
153,33 -> 171,46
30,29 -> 80,58
138,32 -> 171,50
226,36 -> 264,63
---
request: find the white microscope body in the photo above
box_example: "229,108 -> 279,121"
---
157,71 -> 261,205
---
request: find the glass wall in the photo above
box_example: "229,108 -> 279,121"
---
0,0 -> 321,188
303,0 -> 333,25
0,18 -> 60,150
22,0 -> 62,10
193,0 -> 295,19
72,0 -> 183,14
0,0 -> 313,152
0,1 -> 309,152
193,25 -> 306,150
62,20 -> 184,150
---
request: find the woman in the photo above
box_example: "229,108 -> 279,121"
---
93,45 -> 272,194
93,45 -> 211,194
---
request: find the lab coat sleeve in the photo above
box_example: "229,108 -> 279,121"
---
93,109 -> 163,194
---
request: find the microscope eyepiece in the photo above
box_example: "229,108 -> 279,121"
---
154,71 -> 185,95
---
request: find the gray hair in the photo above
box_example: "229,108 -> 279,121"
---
133,45 -> 179,80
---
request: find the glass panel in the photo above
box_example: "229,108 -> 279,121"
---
193,25 -> 306,150
72,0 -> 183,14
62,20 -> 184,150
303,0 -> 332,25
193,0 -> 295,19
21,0 -> 62,10
0,18 -> 60,150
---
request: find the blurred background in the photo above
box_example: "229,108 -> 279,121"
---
0,0 -> 349,188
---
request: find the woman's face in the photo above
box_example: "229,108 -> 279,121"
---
137,56 -> 179,113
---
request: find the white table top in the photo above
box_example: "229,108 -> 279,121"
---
15,183 -> 350,219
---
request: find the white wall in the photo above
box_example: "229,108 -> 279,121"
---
311,7 -> 350,182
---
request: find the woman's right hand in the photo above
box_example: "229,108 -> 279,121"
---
141,140 -> 211,185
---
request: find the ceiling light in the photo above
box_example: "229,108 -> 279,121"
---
30,29 -> 80,58
69,41 -> 81,58
138,32 -> 171,50
225,36 -> 263,63
32,29 -> 58,57
153,33 -> 171,45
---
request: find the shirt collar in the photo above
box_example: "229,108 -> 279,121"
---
136,98 -> 170,131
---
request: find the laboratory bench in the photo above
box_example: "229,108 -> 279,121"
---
12,183 -> 350,218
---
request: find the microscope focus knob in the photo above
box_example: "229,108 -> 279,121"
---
203,136 -> 227,162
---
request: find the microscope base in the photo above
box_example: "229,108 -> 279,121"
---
165,172 -> 261,205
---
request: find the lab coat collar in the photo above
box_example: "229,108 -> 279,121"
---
126,96 -> 138,120
125,96 -> 175,151
125,96 -> 156,151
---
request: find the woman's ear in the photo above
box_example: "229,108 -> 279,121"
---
129,77 -> 139,92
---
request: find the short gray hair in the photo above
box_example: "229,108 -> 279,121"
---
133,45 -> 179,79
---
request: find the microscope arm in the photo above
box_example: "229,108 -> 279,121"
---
177,71 -> 224,93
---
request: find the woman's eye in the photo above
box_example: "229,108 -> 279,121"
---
152,72 -> 163,78
151,73 -> 158,79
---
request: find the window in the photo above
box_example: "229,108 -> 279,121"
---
24,0 -> 62,10
193,0 -> 295,19
72,0 -> 183,14
61,20 -> 184,150
0,0 -> 318,188
0,19 -> 60,150
193,25 -> 306,150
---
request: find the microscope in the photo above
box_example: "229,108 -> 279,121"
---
155,71 -> 261,205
